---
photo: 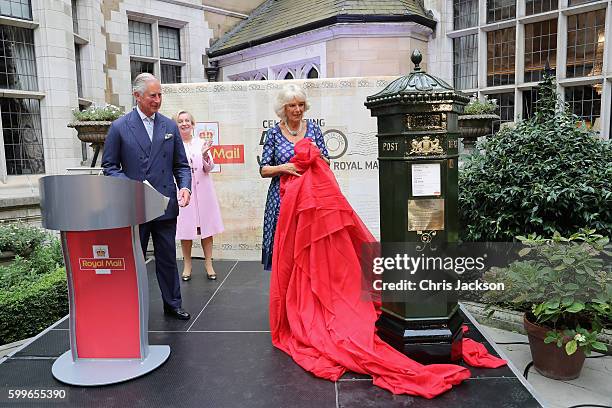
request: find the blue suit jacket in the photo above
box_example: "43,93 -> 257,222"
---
102,108 -> 191,221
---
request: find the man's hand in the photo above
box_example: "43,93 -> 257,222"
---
178,188 -> 191,207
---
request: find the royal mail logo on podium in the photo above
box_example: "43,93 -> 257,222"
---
78,245 -> 126,275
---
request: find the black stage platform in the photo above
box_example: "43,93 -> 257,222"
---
0,260 -> 545,407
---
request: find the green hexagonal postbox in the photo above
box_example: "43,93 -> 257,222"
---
364,50 -> 470,363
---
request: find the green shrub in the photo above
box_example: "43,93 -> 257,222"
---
0,232 -> 67,345
0,238 -> 63,291
459,75 -> 612,241
0,222 -> 49,256
0,267 -> 68,345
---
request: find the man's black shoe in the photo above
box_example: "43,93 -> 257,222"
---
163,307 -> 191,320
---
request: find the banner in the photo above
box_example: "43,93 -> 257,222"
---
162,78 -> 392,260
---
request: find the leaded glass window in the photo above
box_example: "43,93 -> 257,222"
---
524,19 -> 557,83
565,85 -> 601,129
0,26 -> 37,91
71,0 -> 78,33
525,0 -> 557,16
130,60 -> 154,82
488,92 -> 514,133
487,27 -> 515,86
566,10 -> 606,78
75,45 -> 82,98
453,0 -> 478,30
1,97 -> 44,175
568,0 -> 599,6
486,0 -> 515,24
522,88 -> 540,119
0,0 -> 31,20
453,34 -> 478,90
159,26 -> 180,61
161,64 -> 181,84
128,20 -> 153,57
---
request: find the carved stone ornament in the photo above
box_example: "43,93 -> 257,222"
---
409,136 -> 444,156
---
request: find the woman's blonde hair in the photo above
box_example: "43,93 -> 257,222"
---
173,110 -> 195,124
273,84 -> 310,122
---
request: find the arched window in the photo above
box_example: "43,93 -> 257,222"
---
284,71 -> 294,80
307,67 -> 319,78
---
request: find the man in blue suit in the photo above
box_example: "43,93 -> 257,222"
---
102,73 -> 192,320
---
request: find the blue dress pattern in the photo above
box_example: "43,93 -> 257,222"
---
260,120 -> 329,270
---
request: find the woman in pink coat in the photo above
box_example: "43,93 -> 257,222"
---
175,110 -> 224,280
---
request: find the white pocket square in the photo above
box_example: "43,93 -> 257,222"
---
164,133 -> 173,140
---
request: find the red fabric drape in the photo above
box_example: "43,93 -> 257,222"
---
270,139 -> 505,399
461,326 -> 507,369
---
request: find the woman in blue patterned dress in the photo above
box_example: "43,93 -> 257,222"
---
260,84 -> 329,270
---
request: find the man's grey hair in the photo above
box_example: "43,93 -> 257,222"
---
273,84 -> 310,122
132,73 -> 159,95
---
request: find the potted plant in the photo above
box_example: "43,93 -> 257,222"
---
458,95 -> 500,153
483,229 -> 611,380
68,103 -> 124,166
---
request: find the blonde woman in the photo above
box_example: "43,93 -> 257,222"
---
174,110 -> 224,280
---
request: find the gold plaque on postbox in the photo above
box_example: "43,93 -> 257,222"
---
407,198 -> 445,231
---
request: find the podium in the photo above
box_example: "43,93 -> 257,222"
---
39,175 -> 170,386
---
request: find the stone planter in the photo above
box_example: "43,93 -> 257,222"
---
0,247 -> 34,266
458,114 -> 499,154
67,121 -> 112,167
0,250 -> 16,266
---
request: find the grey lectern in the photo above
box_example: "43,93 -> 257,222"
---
39,175 -> 170,386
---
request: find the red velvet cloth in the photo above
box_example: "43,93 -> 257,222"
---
270,139 -> 505,398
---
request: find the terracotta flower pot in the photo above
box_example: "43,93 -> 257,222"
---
523,315 -> 586,380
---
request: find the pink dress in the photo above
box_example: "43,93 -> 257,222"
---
176,137 -> 224,240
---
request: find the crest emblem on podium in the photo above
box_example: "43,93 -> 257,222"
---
95,246 -> 107,258
92,245 -> 111,274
